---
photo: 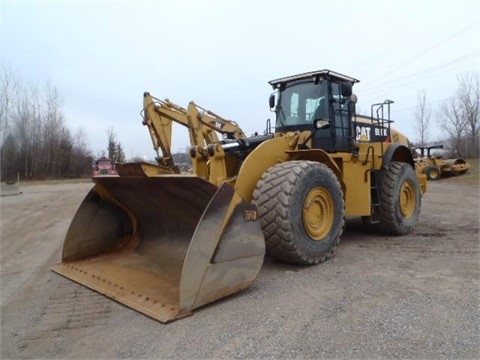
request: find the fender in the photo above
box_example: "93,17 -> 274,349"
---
382,143 -> 414,168
234,136 -> 292,203
286,149 -> 346,193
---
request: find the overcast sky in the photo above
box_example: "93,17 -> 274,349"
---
2,0 -> 479,159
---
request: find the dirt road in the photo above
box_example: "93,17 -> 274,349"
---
1,175 -> 479,359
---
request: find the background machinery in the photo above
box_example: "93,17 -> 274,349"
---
92,157 -> 118,177
52,69 -> 427,322
141,94 -> 247,173
413,144 -> 471,180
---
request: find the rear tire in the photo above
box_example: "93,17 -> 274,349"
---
379,161 -> 421,235
423,165 -> 441,180
253,161 -> 344,265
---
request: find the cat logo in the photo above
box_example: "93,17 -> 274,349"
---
356,126 -> 371,142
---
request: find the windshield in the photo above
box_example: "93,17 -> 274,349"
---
276,81 -> 329,128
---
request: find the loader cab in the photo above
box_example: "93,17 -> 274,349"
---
269,69 -> 359,152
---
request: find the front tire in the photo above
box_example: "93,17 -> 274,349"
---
423,165 -> 441,180
379,161 -> 421,235
253,161 -> 345,265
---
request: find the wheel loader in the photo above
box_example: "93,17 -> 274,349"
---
52,69 -> 427,323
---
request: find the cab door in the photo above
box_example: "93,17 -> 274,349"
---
312,81 -> 353,152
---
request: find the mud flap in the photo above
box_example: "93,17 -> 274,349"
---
52,175 -> 265,323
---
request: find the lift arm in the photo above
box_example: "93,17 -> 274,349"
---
142,93 -> 246,172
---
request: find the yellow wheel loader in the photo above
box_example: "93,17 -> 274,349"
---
52,69 -> 427,323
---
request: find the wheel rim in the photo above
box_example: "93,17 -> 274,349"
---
399,180 -> 416,219
430,168 -> 439,179
302,187 -> 334,240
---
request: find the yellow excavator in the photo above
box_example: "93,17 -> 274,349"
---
52,69 -> 427,323
122,94 -> 247,176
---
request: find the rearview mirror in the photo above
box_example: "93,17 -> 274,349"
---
269,94 -> 275,109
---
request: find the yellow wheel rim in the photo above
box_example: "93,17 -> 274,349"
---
399,181 -> 416,219
431,169 -> 439,179
302,187 -> 334,240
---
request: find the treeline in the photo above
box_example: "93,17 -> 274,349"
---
1,69 -> 93,181
414,71 -> 479,158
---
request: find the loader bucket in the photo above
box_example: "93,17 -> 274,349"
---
51,175 -> 265,323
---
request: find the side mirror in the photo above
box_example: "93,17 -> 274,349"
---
341,82 -> 353,97
269,94 -> 275,109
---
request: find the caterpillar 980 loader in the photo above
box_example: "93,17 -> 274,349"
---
52,69 -> 427,323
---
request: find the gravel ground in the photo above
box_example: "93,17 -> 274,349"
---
0,174 -> 479,359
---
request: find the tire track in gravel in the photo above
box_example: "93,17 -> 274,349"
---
2,177 -> 479,359
1,182 -> 102,358
14,278 -> 113,358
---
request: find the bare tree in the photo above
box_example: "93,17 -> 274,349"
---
68,126 -> 93,177
457,72 -> 479,157
73,126 -> 89,152
438,72 -> 480,158
0,67 -> 20,180
12,88 -> 36,179
439,96 -> 466,157
1,134 -> 17,181
42,81 -> 69,177
1,67 -> 93,180
458,72 -> 480,137
413,89 -> 431,146
0,66 -> 19,146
